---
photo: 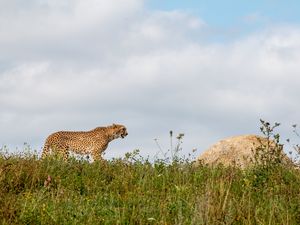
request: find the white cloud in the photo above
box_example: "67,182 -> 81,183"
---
1,1 -> 300,158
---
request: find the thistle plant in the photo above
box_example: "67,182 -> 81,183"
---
286,124 -> 300,167
154,130 -> 185,163
253,119 -> 285,168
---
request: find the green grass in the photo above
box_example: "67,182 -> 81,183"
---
1,151 -> 300,225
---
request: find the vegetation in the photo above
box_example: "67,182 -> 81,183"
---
1,121 -> 300,224
1,153 -> 300,224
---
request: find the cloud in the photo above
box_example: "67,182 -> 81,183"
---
1,1 -> 300,158
243,12 -> 268,24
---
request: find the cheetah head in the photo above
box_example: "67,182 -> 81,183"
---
111,124 -> 128,139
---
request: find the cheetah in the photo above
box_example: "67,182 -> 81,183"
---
41,124 -> 128,161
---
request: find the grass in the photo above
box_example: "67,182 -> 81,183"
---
1,151 -> 300,224
1,121 -> 300,224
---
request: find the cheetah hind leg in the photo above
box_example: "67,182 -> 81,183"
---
60,146 -> 69,161
42,145 -> 69,161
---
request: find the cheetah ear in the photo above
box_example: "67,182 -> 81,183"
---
112,123 -> 117,128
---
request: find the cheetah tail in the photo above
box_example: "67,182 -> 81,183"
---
41,143 -> 50,159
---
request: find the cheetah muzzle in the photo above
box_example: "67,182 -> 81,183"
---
41,124 -> 128,161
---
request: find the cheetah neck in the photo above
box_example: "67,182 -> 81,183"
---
108,134 -> 118,142
108,135 -> 114,142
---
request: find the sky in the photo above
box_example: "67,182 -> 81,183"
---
148,0 -> 300,25
1,0 -> 300,159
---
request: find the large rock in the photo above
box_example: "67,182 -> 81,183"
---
196,135 -> 292,168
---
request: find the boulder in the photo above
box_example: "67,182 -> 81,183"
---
195,135 -> 292,168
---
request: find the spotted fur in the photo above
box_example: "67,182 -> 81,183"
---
41,124 -> 128,161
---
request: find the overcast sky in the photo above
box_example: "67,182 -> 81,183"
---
1,0 -> 300,159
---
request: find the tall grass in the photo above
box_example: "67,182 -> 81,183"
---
1,152 -> 300,224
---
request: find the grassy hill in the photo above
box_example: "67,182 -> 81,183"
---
1,150 -> 300,224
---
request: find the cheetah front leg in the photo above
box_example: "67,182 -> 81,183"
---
91,145 -> 107,162
91,152 -> 103,161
